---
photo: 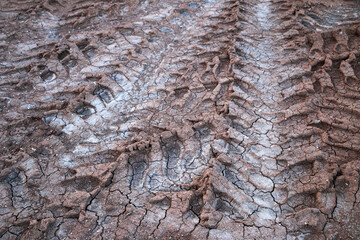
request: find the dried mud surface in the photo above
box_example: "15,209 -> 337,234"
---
0,0 -> 360,239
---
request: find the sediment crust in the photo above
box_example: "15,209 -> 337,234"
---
0,0 -> 359,239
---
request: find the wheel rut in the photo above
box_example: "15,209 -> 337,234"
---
0,0 -> 359,239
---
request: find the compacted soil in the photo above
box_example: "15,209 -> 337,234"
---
0,0 -> 360,239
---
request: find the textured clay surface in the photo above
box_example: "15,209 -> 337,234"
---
0,0 -> 360,239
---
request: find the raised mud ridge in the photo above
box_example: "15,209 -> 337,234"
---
0,0 -> 360,239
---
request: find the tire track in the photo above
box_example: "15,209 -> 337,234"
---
0,0 -> 359,239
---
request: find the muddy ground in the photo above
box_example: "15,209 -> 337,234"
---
0,0 -> 360,239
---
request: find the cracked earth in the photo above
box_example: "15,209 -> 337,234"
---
1,0 -> 360,239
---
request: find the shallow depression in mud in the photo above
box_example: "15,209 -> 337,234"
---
0,0 -> 360,239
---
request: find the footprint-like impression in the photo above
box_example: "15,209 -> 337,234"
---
61,176 -> 100,192
128,151 -> 149,190
162,138 -> 181,181
93,86 -> 113,104
40,70 -> 57,81
75,104 -> 96,118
